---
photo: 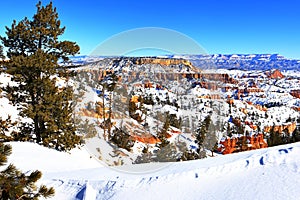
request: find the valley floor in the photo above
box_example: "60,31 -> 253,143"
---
7,141 -> 300,200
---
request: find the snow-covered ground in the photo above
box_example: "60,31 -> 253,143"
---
7,141 -> 300,200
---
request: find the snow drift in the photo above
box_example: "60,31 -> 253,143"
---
7,141 -> 300,200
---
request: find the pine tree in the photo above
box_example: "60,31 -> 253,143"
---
153,144 -> 179,162
195,115 -> 216,158
98,74 -> 108,140
267,125 -> 283,147
292,126 -> 300,142
110,127 -> 134,151
0,2 -> 81,151
98,71 -> 118,139
227,122 -> 232,138
0,116 -> 18,142
134,150 -> 153,164
106,72 -> 118,136
157,116 -> 170,148
0,45 -> 4,71
0,45 -> 4,60
0,142 -> 55,199
180,149 -> 200,161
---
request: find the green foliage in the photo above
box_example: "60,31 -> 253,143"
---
134,150 -> 153,164
157,116 -> 170,148
143,94 -> 154,105
168,113 -> 182,129
78,119 -> 97,139
180,149 -> 200,161
0,45 -> 4,72
135,144 -> 180,163
194,115 -> 217,158
266,123 -> 300,147
291,126 -> 300,143
267,126 -> 283,146
0,116 -> 17,142
110,127 -> 134,151
195,116 -> 211,151
0,45 -> 4,60
0,142 -> 55,199
227,122 -> 233,138
128,101 -> 138,120
0,2 -> 81,151
98,71 -> 119,138
152,144 -> 179,162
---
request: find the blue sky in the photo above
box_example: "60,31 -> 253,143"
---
1,0 -> 300,58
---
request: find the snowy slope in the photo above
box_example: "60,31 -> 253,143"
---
7,141 -> 300,200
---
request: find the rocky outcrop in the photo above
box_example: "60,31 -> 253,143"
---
131,135 -> 160,144
264,122 -> 296,134
227,99 -> 234,105
290,90 -> 300,99
244,102 -> 268,112
130,95 -> 139,103
200,73 -> 238,84
254,104 -> 268,112
198,94 -> 221,99
293,107 -> 300,111
266,69 -> 285,79
218,134 -> 268,154
133,57 -> 196,70
237,87 -> 264,94
196,81 -> 219,90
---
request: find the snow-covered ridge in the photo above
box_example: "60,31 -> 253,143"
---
69,54 -> 300,71
7,141 -> 300,200
180,54 -> 300,71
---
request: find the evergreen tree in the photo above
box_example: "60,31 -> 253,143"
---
227,122 -> 232,138
292,126 -> 300,143
0,45 -> 4,60
168,113 -> 182,129
202,115 -> 217,156
106,72 -> 118,134
267,125 -> 283,146
0,116 -> 17,142
0,2 -> 81,151
195,115 -> 216,158
128,100 -> 138,120
180,149 -> 200,161
0,142 -> 55,199
134,149 -> 153,164
157,116 -> 170,148
110,127 -> 134,151
0,45 -> 4,71
98,74 -> 108,139
153,144 -> 179,162
98,71 -> 118,139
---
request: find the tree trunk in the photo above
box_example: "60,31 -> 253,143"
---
108,91 -> 113,138
102,86 -> 106,140
34,115 -> 41,143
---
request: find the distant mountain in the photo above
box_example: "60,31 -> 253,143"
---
173,54 -> 300,71
70,54 -> 300,71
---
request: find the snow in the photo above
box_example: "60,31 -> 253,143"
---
0,97 -> 19,120
2,56 -> 300,199
6,142 -> 100,172
7,141 -> 300,200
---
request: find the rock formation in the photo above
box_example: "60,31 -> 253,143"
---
218,134 -> 268,154
263,122 -> 296,134
290,90 -> 300,99
266,69 -> 285,79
